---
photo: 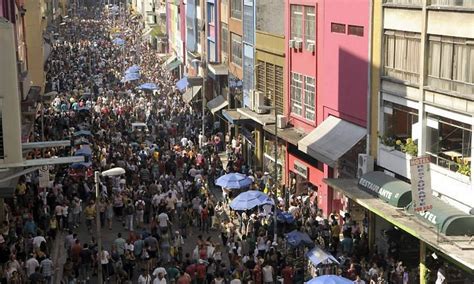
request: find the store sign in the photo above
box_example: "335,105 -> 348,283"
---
38,166 -> 50,188
410,156 -> 433,212
358,177 -> 395,200
293,160 -> 308,179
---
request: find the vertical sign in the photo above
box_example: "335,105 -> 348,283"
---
410,156 -> 433,212
38,166 -> 50,188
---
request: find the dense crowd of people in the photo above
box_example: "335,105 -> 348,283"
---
0,3 -> 455,284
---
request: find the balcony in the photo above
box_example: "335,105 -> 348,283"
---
426,76 -> 474,98
383,67 -> 420,86
378,143 -> 412,178
430,0 -> 474,8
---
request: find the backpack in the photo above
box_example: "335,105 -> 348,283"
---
126,204 -> 134,215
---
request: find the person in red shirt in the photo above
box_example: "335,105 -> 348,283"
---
195,260 -> 207,284
253,262 -> 263,284
281,263 -> 294,284
185,263 -> 197,282
177,272 -> 192,284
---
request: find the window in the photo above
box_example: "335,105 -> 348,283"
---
348,25 -> 364,37
221,23 -> 229,55
383,30 -> 421,85
430,0 -> 474,8
231,33 -> 242,66
382,102 -> 419,149
231,0 -> 242,20
304,6 -> 315,47
290,73 -> 303,116
290,5 -> 303,40
331,23 -> 346,34
208,4 -> 215,24
427,35 -> 474,95
304,76 -> 316,121
426,114 -> 472,175
243,3 -> 254,44
256,61 -> 284,115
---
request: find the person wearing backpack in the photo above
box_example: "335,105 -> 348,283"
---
125,200 -> 135,231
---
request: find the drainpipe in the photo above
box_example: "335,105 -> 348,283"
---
366,0 -> 374,155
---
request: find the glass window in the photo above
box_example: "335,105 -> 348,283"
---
304,6 -> 315,47
290,5 -> 303,40
426,114 -> 472,175
221,23 -> 229,55
382,102 -> 419,144
304,76 -> 316,121
348,25 -> 364,37
231,33 -> 242,67
290,72 -> 303,116
209,4 -> 215,24
231,0 -> 242,20
331,23 -> 346,34
383,30 -> 421,85
427,35 -> 474,95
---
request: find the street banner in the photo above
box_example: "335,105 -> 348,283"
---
410,156 -> 433,212
38,166 -> 50,188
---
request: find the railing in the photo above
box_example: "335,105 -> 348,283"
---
383,0 -> 423,5
383,67 -> 420,86
430,0 -> 474,8
427,76 -> 474,97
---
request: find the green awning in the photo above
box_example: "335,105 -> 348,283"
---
358,171 -> 412,207
165,59 -> 182,72
408,197 -> 474,236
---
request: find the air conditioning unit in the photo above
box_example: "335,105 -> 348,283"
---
307,43 -> 315,53
277,115 -> 287,129
289,39 -> 295,48
357,154 -> 374,178
253,91 -> 267,114
295,39 -> 303,50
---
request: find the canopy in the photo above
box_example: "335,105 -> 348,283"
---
138,83 -> 158,91
207,95 -> 228,114
307,275 -> 353,284
216,173 -> 252,189
73,130 -> 92,137
230,190 -> 274,211
183,86 -> 201,104
286,230 -> 314,248
75,145 -> 92,157
277,211 -> 295,224
121,72 -> 140,83
74,137 -> 90,146
125,65 -> 141,74
306,247 -> 339,267
176,77 -> 188,92
112,38 -> 125,45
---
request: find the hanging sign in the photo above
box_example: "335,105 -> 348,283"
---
38,166 -> 50,188
409,156 -> 433,212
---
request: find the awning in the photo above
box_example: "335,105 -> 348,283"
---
358,171 -> 412,207
43,42 -> 52,65
222,109 -> 252,125
176,77 -> 189,92
298,116 -> 366,167
207,95 -> 229,114
408,197 -> 474,236
208,64 -> 228,76
324,178 -> 474,271
183,86 -> 201,103
162,55 -> 177,69
0,169 -> 22,198
165,59 -> 182,72
263,125 -> 306,146
306,247 -> 339,267
236,107 -> 276,126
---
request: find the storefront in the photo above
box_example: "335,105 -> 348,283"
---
325,172 -> 474,283
262,132 -> 286,186
287,143 -> 323,197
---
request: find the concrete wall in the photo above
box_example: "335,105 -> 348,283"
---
256,0 -> 284,36
24,0 -> 45,89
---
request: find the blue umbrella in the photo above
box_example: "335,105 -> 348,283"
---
286,230 -> 314,248
307,275 -> 352,284
75,145 -> 92,157
121,72 -> 140,83
74,137 -> 90,146
277,211 -> 295,224
73,130 -> 92,137
125,65 -> 141,74
306,247 -> 339,267
175,77 -> 188,92
77,106 -> 90,113
215,173 -> 252,189
112,38 -> 125,45
230,190 -> 274,211
138,83 -> 158,91
70,162 -> 92,169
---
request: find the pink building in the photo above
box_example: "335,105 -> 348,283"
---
284,0 -> 370,216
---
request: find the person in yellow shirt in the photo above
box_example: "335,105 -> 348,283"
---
84,201 -> 96,233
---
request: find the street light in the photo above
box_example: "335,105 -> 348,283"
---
259,103 -> 279,243
95,167 -> 125,284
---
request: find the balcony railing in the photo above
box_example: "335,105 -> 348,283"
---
383,67 -> 420,86
430,0 -> 474,8
427,76 -> 474,97
383,0 -> 423,5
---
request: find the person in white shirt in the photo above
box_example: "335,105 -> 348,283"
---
153,272 -> 167,284
158,212 -> 171,232
25,255 -> 39,277
138,270 -> 152,284
262,263 -> 274,284
33,235 -> 46,249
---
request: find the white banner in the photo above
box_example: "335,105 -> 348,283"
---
38,166 -> 50,188
410,156 -> 433,212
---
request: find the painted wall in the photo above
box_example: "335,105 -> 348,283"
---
24,0 -> 44,89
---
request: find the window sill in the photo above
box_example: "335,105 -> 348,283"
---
423,85 -> 474,102
382,3 -> 422,9
427,5 -> 474,12
381,76 -> 420,89
290,113 -> 317,127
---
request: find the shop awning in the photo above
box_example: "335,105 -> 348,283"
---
408,197 -> 474,236
165,59 -> 182,72
207,95 -> 228,114
306,247 -> 339,267
162,55 -> 177,69
183,86 -> 201,103
43,42 -> 52,65
236,107 -> 276,126
358,171 -> 412,207
222,109 -> 252,125
263,125 -> 307,146
324,177 -> 474,271
298,116 -> 366,167
208,64 -> 228,76
176,76 -> 189,92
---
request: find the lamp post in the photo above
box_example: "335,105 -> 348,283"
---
95,167 -> 126,284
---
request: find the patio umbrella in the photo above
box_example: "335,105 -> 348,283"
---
125,65 -> 141,74
112,38 -> 125,45
230,190 -> 274,211
73,130 -> 92,137
215,173 -> 252,189
306,247 -> 339,267
286,230 -> 314,248
121,72 -> 140,83
70,162 -> 92,169
277,211 -> 295,224
138,83 -> 158,91
75,145 -> 92,157
307,275 -> 352,284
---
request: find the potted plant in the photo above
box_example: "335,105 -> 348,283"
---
455,157 -> 471,177
399,138 -> 418,157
